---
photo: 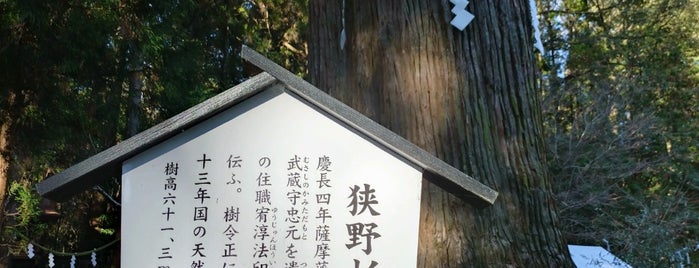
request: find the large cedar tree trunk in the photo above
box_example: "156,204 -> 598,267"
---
308,0 -> 573,266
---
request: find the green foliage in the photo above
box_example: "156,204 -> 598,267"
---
94,214 -> 116,236
540,0 -> 699,265
0,0 -> 307,265
8,182 -> 43,230
3,178 -> 47,260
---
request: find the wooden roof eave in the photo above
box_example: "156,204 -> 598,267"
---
37,46 -> 498,206
36,73 -> 279,201
240,46 -> 498,205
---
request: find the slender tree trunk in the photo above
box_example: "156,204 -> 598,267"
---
0,93 -> 13,251
308,0 -> 572,266
127,57 -> 143,138
0,108 -> 10,268
119,0 -> 144,138
0,121 -> 8,227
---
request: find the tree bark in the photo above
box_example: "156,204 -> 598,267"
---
119,0 -> 144,138
0,109 -> 9,268
127,59 -> 144,138
308,0 -> 573,266
0,121 -> 8,229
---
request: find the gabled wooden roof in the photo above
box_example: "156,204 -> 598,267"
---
37,46 -> 498,205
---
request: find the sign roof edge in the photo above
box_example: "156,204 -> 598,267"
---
36,72 -> 278,201
37,46 -> 497,205
240,46 -> 497,205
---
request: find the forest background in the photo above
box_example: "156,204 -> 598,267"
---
0,0 -> 698,266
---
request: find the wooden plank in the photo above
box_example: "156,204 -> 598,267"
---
241,46 -> 498,204
36,73 -> 279,201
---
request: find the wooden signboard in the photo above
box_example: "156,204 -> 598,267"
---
36,46 -> 497,267
122,88 -> 423,267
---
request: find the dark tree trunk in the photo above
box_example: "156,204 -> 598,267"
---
0,121 -> 8,232
0,96 -> 11,268
308,0 -> 573,266
127,60 -> 143,138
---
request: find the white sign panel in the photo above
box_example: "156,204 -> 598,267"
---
568,245 -> 632,268
122,88 -> 423,267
